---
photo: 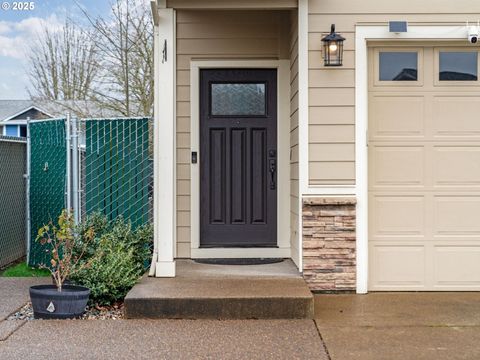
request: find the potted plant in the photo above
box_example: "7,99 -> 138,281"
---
29,210 -> 94,319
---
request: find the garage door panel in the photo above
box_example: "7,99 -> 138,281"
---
433,246 -> 480,288
432,97 -> 480,138
370,195 -> 425,238
433,146 -> 480,188
369,145 -> 425,188
434,196 -> 480,235
369,95 -> 425,139
370,244 -> 425,289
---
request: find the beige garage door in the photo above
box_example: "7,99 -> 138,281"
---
369,45 -> 480,291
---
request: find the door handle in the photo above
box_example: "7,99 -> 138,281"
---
269,159 -> 276,190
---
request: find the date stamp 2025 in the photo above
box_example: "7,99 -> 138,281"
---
2,1 -> 35,11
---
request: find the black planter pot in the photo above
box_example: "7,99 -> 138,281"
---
29,285 -> 90,319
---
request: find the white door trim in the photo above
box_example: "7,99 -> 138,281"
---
190,59 -> 291,259
355,24 -> 469,293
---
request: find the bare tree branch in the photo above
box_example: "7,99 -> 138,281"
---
27,21 -> 99,101
78,0 -> 154,117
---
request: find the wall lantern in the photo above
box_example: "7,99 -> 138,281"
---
321,24 -> 345,66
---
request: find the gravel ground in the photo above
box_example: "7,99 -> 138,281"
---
7,302 -> 124,321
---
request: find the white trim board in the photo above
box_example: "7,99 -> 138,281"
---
189,60 -> 292,261
297,0 -> 309,272
355,25 -> 470,294
152,7 -> 176,277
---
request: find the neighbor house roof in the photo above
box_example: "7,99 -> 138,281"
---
0,100 -> 126,123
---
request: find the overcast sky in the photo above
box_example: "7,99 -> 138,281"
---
0,0 -> 110,99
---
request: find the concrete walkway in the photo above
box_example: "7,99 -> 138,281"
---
2,277 -> 480,359
0,277 -> 46,341
315,293 -> 480,360
0,319 -> 327,359
0,275 -> 326,359
0,277 -> 45,320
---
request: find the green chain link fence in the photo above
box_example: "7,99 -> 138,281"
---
28,117 -> 153,266
83,118 -> 153,227
29,119 -> 66,267
0,136 -> 27,269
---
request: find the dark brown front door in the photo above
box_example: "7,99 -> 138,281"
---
200,69 -> 277,247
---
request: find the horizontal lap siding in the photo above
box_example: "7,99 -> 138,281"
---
175,10 -> 290,257
307,0 -> 480,186
290,9 -> 300,263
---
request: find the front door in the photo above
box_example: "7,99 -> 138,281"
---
200,69 -> 277,247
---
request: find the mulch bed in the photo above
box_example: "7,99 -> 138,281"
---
8,302 -> 124,321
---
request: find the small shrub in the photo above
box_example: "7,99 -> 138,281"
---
36,210 -> 95,291
70,213 -> 153,305
70,238 -> 139,305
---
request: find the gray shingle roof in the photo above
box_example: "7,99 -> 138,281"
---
0,100 -> 127,121
0,100 -> 32,120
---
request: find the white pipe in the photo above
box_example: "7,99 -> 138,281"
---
71,116 -> 80,225
65,113 -> 72,213
25,117 -> 31,264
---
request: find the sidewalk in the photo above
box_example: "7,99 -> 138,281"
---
0,276 -> 327,360
0,319 -> 327,359
0,278 -> 45,320
3,277 -> 480,360
0,277 -> 45,342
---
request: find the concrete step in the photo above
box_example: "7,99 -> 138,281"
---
125,260 -> 314,319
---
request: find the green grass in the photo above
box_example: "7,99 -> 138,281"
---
1,262 -> 50,277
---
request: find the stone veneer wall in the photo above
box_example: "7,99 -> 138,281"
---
302,197 -> 356,291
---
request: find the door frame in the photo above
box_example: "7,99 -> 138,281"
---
190,60 -> 291,259
355,25 -> 470,293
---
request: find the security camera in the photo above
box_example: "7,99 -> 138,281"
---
468,26 -> 479,44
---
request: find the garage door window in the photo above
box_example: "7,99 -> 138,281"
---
439,51 -> 478,81
379,52 -> 418,81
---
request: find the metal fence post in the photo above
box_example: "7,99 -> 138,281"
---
71,116 -> 80,225
66,114 -> 71,213
25,117 -> 31,264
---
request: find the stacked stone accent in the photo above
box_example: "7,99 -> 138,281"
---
302,197 -> 356,291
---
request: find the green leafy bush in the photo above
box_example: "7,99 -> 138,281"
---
70,213 -> 153,305
70,238 -> 140,305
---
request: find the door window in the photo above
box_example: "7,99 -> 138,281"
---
210,83 -> 266,116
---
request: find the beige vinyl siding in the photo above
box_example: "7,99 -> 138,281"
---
289,9 -> 300,263
175,10 -> 291,257
308,0 -> 480,185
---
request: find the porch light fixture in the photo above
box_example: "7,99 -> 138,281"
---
321,24 -> 345,66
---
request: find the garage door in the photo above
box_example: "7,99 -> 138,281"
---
368,45 -> 480,290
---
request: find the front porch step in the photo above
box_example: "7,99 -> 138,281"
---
125,260 -> 314,319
